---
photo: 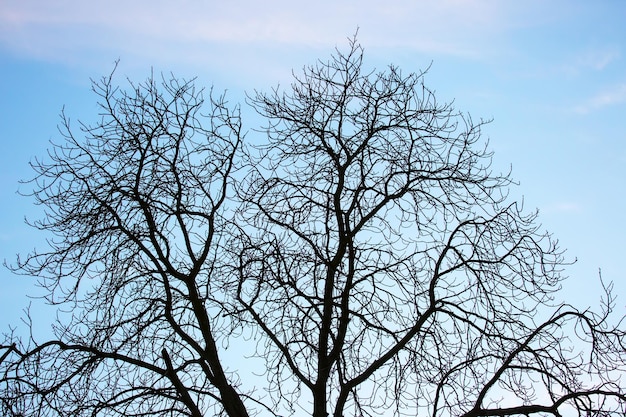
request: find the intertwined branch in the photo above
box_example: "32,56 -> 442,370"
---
2,39 -> 625,417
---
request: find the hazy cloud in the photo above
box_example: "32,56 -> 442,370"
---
582,47 -> 621,71
558,46 -> 622,76
541,202 -> 583,214
0,0 -> 563,66
574,84 -> 626,114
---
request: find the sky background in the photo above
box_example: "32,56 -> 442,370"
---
0,1 -> 625,334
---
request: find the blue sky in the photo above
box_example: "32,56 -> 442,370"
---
1,0 -> 625,332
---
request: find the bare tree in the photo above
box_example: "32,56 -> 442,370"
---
1,67 -> 248,417
2,39 -> 626,417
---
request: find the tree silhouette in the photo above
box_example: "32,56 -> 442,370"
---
2,39 -> 625,417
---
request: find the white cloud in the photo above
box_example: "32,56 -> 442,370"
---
0,0 -> 558,66
541,202 -> 583,214
556,46 -> 622,76
574,84 -> 626,114
582,47 -> 621,71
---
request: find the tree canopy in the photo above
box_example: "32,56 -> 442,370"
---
2,38 -> 625,417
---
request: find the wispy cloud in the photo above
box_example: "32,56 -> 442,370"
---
558,46 -> 622,75
581,47 -> 621,71
0,0 -> 556,66
541,202 -> 583,214
574,84 -> 626,114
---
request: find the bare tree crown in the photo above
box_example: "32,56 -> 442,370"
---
2,39 -> 625,417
